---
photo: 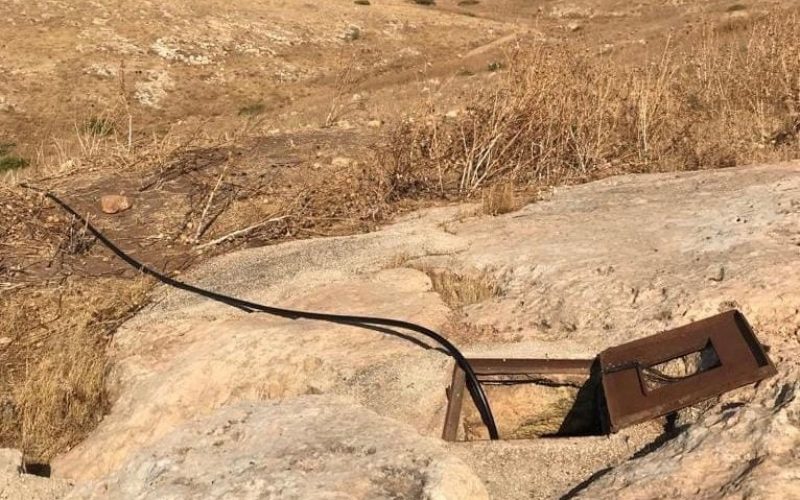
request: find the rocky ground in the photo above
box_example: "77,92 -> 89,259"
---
3,1 -> 800,499
4,162 -> 796,499
0,449 -> 69,500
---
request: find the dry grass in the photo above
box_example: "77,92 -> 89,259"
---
417,266 -> 500,309
482,182 -> 519,216
381,13 -> 800,194
0,278 -> 151,463
384,254 -> 501,309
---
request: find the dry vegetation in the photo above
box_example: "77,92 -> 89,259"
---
0,278 -> 151,462
2,8 -> 800,466
0,185 -> 155,462
418,266 -> 501,309
382,14 -> 800,194
482,182 -> 519,216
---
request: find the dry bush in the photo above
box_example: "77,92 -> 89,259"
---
276,161 -> 393,239
381,13 -> 800,194
0,277 -> 151,462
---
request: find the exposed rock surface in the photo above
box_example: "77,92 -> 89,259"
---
0,449 -> 70,500
53,163 -> 800,499
55,268 -> 456,481
576,358 -> 800,499
66,397 -> 488,500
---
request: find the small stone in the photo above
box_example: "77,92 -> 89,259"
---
60,159 -> 77,170
100,195 -> 132,215
335,120 -> 353,130
567,22 -> 582,31
0,337 -> 11,346
727,10 -> 750,21
331,157 -> 355,168
342,26 -> 361,42
599,43 -> 614,55
366,119 -> 382,128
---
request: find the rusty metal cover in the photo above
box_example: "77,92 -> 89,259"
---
599,310 -> 777,432
441,310 -> 777,440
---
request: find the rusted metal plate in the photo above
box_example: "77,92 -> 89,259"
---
599,310 -> 777,432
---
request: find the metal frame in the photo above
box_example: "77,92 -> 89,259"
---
442,310 -> 777,441
442,358 -> 594,441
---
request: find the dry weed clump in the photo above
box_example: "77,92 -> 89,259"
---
417,266 -> 501,309
482,182 -> 519,216
0,278 -> 151,463
382,13 -> 800,194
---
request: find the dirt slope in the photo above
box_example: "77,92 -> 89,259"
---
1,0 -> 785,158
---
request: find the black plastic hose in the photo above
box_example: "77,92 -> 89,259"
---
21,184 -> 500,439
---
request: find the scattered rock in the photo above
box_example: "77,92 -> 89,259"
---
567,21 -> 582,32
335,119 -> 354,129
100,194 -> 132,214
83,63 -> 116,79
598,43 -> 615,55
726,10 -> 751,22
549,5 -> 592,19
150,38 -> 212,65
133,70 -> 173,108
0,96 -> 19,113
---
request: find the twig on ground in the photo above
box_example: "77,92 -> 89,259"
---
193,162 -> 229,243
195,215 -> 291,250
